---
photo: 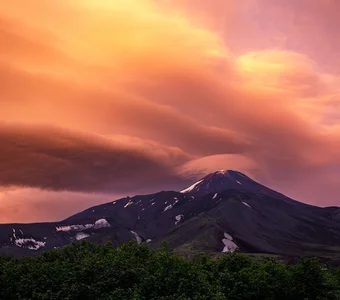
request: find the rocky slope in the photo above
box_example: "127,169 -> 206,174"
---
1,170 -> 340,257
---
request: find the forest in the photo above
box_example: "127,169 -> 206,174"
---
1,241 -> 340,300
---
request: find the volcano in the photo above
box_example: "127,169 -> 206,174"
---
1,170 -> 340,258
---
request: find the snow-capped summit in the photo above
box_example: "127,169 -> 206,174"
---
180,170 -> 290,200
180,170 -> 252,195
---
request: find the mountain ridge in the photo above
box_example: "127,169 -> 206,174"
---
1,170 -> 340,258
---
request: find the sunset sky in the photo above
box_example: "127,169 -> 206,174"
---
1,0 -> 340,223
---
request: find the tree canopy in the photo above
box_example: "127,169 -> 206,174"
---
0,241 -> 340,299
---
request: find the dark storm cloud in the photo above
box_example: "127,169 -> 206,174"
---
0,124 -> 191,193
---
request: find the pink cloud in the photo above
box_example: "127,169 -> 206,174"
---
0,0 -> 339,222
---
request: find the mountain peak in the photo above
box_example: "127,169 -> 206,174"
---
180,169 -> 289,200
180,170 -> 252,195
212,169 -> 249,178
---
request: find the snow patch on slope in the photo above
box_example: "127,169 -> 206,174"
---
180,179 -> 203,193
56,219 -> 110,232
94,219 -> 111,229
130,230 -> 142,244
164,204 -> 173,212
124,199 -> 133,208
10,230 -> 46,250
163,198 -> 179,212
56,224 -> 94,232
14,238 -> 46,250
242,202 -> 252,208
222,232 -> 238,253
75,232 -> 90,240
175,214 -> 184,225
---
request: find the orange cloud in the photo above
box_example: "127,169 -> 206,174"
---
0,0 -> 340,222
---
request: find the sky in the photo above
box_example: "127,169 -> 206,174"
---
0,0 -> 340,223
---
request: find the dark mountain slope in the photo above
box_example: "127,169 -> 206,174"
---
180,170 -> 298,204
1,170 -> 340,258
